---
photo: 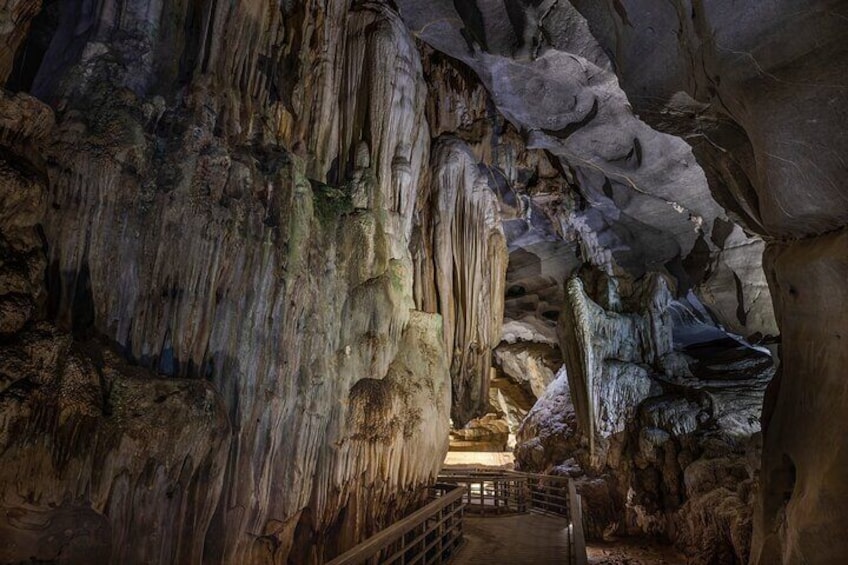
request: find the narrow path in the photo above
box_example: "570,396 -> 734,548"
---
453,513 -> 571,564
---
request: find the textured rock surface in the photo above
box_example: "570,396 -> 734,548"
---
557,2 -> 848,561
754,232 -> 848,564
396,3 -> 848,563
0,329 -> 231,564
398,0 -> 733,279
2,0 -> 847,563
0,0 -> 40,83
0,90 -> 230,564
518,291 -> 773,562
1,1 -> 450,563
558,272 -> 672,462
697,226 -> 777,341
450,413 -> 510,452
493,341 -> 560,400
515,368 -> 580,472
413,136 -> 506,425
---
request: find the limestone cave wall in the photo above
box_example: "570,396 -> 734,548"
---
1,1 -> 451,563
1,1 -> 846,564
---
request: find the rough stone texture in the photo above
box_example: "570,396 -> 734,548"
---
0,90 -> 51,333
0,329 -> 231,564
515,368 -> 581,473
557,3 -> 848,561
517,268 -> 773,562
488,372 -> 536,439
0,90 -> 231,564
0,0 -> 40,83
416,47 -> 582,436
2,1 -> 846,563
413,137 -> 507,426
1,1 -> 451,563
393,3 -> 848,563
517,339 -> 772,563
569,0 -> 848,238
493,341 -> 560,400
399,2 -> 777,347
396,0 -> 749,282
753,232 -> 848,564
558,272 -> 673,463
697,225 -> 777,341
450,413 -> 510,453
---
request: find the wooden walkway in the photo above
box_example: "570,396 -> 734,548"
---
327,471 -> 585,565
453,513 -> 572,564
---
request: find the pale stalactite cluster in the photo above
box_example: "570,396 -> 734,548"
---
417,137 -> 507,426
417,47 -> 585,436
559,273 -> 676,463
1,1 -> 451,563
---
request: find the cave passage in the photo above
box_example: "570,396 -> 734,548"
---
0,1 -> 845,564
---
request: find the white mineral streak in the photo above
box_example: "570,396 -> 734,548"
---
559,274 -> 676,465
36,2 -> 449,562
428,137 -> 508,424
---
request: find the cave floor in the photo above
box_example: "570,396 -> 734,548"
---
443,451 -> 515,468
453,513 -> 571,564
586,540 -> 685,564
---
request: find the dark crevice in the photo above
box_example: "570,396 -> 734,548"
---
453,0 -> 488,53
542,97 -> 598,139
733,271 -> 748,326
6,0 -> 61,94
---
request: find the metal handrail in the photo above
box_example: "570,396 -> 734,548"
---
326,483 -> 465,565
439,468 -> 588,565
434,473 -> 528,514
325,470 -> 588,565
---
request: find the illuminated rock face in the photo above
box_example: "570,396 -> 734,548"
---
2,1 -> 846,564
1,2 -> 449,563
515,269 -> 773,561
413,136 -> 507,426
395,2 -> 847,563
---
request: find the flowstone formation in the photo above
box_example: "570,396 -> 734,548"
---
1,1 -> 846,564
1,2 -> 450,563
413,136 -> 507,426
516,269 -> 773,562
0,89 -> 231,564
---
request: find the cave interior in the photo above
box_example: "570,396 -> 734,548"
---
0,1 -> 846,564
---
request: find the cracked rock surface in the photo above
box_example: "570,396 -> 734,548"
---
1,1 -> 846,564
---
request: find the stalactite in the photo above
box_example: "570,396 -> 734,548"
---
416,136 -> 508,426
558,272 -> 676,465
1,2 -> 448,563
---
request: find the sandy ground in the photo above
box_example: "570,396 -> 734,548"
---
588,540 -> 686,564
443,451 -> 515,467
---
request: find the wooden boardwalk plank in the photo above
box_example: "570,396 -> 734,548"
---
453,513 -> 571,564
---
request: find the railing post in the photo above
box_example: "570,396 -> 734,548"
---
521,476 -> 528,512
567,479 -> 587,565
